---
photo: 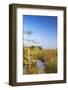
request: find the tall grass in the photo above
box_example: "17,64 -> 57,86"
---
23,46 -> 57,74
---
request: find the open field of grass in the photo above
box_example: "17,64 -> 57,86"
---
23,46 -> 57,74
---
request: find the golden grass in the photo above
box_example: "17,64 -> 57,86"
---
23,47 -> 57,74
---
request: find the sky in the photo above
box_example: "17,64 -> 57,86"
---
23,15 -> 57,49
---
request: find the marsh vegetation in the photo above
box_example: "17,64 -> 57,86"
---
23,46 -> 57,74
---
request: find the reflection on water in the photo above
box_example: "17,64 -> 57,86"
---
23,59 -> 47,74
36,59 -> 46,74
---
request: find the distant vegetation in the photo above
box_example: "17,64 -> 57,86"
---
25,46 -> 43,49
23,46 -> 57,74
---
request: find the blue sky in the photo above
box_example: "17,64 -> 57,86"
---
23,15 -> 57,49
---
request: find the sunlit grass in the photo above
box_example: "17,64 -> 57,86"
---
23,46 -> 57,74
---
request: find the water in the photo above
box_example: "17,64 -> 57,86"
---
23,59 -> 47,74
36,59 -> 46,74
